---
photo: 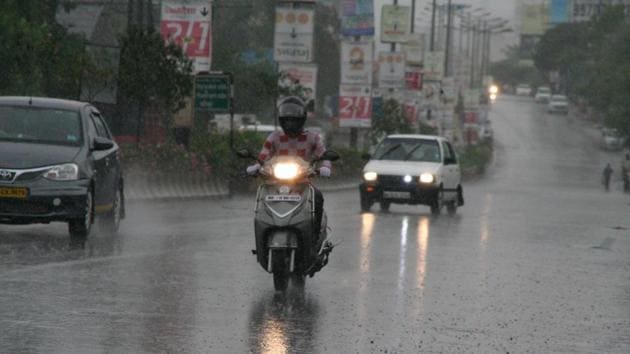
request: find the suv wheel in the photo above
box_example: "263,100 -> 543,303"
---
380,201 -> 390,212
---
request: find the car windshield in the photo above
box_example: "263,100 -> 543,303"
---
373,138 -> 441,162
0,106 -> 82,146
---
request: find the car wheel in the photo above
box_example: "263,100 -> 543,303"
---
360,192 -> 373,212
380,201 -> 390,212
69,189 -> 93,240
99,187 -> 123,235
430,188 -> 443,215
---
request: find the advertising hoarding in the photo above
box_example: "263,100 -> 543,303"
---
278,63 -> 318,114
403,33 -> 425,65
423,51 -> 445,81
341,41 -> 373,85
274,7 -> 315,62
160,0 -> 213,73
550,0 -> 569,24
338,85 -> 372,128
520,4 -> 548,35
381,5 -> 411,43
377,51 -> 405,88
341,0 -> 375,37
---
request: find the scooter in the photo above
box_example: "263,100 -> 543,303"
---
237,150 -> 339,291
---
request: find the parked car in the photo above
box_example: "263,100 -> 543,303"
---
0,97 -> 124,239
547,95 -> 569,114
515,84 -> 532,96
534,86 -> 552,103
359,134 -> 464,215
601,128 -> 625,150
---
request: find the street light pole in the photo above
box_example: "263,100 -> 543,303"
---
430,0 -> 436,51
444,0 -> 453,76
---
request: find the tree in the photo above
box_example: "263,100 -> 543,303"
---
369,99 -> 413,143
117,26 -> 193,138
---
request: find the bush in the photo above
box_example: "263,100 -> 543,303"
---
458,139 -> 494,177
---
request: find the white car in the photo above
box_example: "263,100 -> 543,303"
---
515,84 -> 532,96
534,86 -> 552,103
602,128 -> 625,150
547,95 -> 569,114
360,134 -> 464,214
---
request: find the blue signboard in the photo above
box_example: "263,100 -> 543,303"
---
341,0 -> 375,37
550,0 -> 568,24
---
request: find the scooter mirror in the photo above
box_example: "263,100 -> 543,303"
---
320,150 -> 340,162
236,149 -> 254,159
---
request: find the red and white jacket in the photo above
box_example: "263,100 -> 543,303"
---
258,130 -> 332,169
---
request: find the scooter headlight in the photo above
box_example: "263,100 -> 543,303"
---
273,162 -> 301,180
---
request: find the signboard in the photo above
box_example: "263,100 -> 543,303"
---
381,5 -> 411,43
463,111 -> 479,124
338,85 -> 372,128
520,4 -> 548,35
341,0 -> 375,37
403,33 -> 425,65
161,0 -> 212,73
274,6 -> 315,62
341,41 -> 373,85
422,82 -> 441,108
441,77 -> 457,103
550,0 -> 569,24
423,51 -> 445,81
377,51 -> 405,88
278,63 -> 318,114
405,66 -> 423,90
463,89 -> 480,109
403,90 -> 421,124
194,74 -> 231,112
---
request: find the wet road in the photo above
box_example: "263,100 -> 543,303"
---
1,96 -> 629,353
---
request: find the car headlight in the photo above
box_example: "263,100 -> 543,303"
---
273,162 -> 301,180
363,171 -> 378,181
419,173 -> 435,184
489,85 -> 499,94
43,163 -> 79,181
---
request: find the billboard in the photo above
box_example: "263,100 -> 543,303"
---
338,85 -> 372,128
341,0 -> 375,37
423,51 -> 445,81
278,63 -> 318,114
160,0 -> 213,73
377,51 -> 405,88
403,33 -> 425,65
520,4 -> 548,35
274,6 -> 315,62
405,66 -> 423,91
341,41 -> 373,85
381,5 -> 411,43
550,0 -> 569,24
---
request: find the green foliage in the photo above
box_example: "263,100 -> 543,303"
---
118,27 -> 193,114
533,5 -> 630,137
369,99 -> 414,144
458,139 -> 493,177
490,45 -> 543,87
0,0 -> 87,98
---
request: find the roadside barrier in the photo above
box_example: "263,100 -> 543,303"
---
124,172 -> 358,200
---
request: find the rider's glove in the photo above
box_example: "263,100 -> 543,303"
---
319,166 -> 331,178
246,163 -> 261,176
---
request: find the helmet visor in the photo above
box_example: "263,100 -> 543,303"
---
278,102 -> 306,118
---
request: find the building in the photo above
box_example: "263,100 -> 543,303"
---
569,0 -> 630,22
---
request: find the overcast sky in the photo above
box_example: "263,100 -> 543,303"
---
373,0 -> 519,60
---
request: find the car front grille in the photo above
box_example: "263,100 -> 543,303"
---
15,171 -> 44,182
378,175 -> 411,188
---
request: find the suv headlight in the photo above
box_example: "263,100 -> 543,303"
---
419,173 -> 435,184
43,163 -> 79,181
363,171 -> 378,181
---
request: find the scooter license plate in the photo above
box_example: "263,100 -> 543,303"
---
265,195 -> 302,202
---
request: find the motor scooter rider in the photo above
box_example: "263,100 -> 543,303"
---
603,163 -> 613,191
246,96 -> 331,237
622,153 -> 630,192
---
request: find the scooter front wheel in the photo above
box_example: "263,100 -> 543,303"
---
273,272 -> 289,291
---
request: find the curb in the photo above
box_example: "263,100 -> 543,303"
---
125,174 -> 358,201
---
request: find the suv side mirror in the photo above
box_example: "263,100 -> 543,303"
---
320,150 -> 340,162
93,137 -> 114,151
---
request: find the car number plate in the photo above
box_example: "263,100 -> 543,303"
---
0,187 -> 29,199
383,191 -> 410,199
265,195 -> 302,202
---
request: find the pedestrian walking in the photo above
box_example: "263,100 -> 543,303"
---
602,163 -> 613,191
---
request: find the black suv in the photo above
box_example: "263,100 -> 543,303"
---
0,97 -> 125,239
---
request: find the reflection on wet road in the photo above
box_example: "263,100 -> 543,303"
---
1,96 -> 630,352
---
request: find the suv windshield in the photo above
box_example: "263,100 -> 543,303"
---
0,106 -> 82,146
373,138 -> 441,162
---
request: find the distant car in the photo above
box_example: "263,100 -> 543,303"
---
515,84 -> 532,96
359,134 -> 464,215
547,95 -> 569,114
0,97 -> 124,239
535,86 -> 552,103
602,128 -> 625,150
